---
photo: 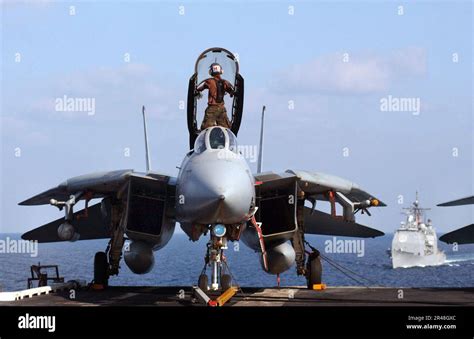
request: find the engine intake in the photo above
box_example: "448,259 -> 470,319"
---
124,175 -> 175,250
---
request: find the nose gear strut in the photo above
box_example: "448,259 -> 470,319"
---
198,233 -> 233,291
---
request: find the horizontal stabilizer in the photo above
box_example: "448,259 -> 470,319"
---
437,196 -> 474,207
439,224 -> 474,245
21,203 -> 110,243
304,207 -> 384,238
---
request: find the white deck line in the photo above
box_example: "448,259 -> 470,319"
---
0,280 -> 86,302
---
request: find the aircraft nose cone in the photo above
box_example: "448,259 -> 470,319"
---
176,157 -> 255,225
193,182 -> 228,209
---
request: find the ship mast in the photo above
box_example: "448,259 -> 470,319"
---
403,191 -> 430,226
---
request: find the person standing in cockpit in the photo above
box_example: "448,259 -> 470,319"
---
195,63 -> 235,130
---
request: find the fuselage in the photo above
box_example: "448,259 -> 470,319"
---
175,127 -> 255,226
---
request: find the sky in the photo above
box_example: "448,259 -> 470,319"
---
1,0 -> 472,234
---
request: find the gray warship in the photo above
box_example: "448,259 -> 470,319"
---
391,193 -> 446,269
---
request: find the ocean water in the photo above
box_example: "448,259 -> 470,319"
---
0,233 -> 473,292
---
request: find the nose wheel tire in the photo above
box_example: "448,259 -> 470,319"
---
198,274 -> 208,291
221,274 -> 232,291
306,254 -> 322,289
94,251 -> 109,287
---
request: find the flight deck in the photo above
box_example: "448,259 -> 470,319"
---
1,285 -> 473,307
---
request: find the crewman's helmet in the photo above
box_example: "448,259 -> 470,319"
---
209,63 -> 223,76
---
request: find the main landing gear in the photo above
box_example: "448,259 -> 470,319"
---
304,241 -> 322,288
92,200 -> 125,290
93,252 -> 109,288
92,234 -> 124,289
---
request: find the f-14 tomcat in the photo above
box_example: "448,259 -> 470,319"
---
20,48 -> 385,290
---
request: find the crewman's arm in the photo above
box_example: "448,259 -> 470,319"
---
224,80 -> 235,97
196,79 -> 209,92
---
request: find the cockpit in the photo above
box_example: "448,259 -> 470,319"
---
194,127 -> 239,154
187,47 -> 244,149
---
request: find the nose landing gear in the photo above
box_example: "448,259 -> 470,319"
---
198,234 -> 234,291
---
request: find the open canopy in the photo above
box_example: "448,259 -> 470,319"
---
187,47 -> 244,149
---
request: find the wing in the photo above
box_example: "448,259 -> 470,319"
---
19,169 -> 177,243
19,169 -> 134,205
255,170 -> 385,215
20,169 -> 175,206
437,196 -> 474,207
439,224 -> 474,244
253,170 -> 385,240
285,170 -> 386,207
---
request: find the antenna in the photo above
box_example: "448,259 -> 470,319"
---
257,105 -> 266,173
142,105 -> 151,172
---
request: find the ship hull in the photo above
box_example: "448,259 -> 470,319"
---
391,250 -> 446,269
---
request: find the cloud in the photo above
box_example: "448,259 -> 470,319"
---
2,63 -> 185,149
10,63 -> 182,122
1,116 -> 51,146
1,0 -> 53,8
388,47 -> 427,76
243,86 -> 330,122
271,47 -> 427,95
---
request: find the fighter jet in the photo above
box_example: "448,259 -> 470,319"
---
437,196 -> 474,245
20,48 -> 385,290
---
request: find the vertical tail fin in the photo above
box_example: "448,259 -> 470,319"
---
142,105 -> 151,172
257,105 -> 266,173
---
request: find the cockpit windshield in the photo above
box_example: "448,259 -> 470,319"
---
194,131 -> 207,154
227,130 -> 238,153
209,127 -> 226,149
193,127 -> 239,154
